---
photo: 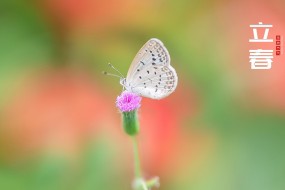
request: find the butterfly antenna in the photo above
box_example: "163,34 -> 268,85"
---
108,63 -> 124,78
102,71 -> 122,78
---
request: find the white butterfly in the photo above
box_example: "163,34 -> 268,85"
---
105,38 -> 178,99
118,38 -> 178,99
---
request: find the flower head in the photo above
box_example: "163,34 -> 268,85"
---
116,91 -> 142,112
116,91 -> 141,136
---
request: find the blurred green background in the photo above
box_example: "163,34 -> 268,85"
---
0,0 -> 285,190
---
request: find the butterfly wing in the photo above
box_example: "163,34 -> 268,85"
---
128,65 -> 178,99
125,38 -> 178,99
126,38 -> 170,79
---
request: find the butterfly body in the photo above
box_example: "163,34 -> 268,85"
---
121,38 -> 178,99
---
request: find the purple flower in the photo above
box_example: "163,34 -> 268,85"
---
116,91 -> 142,112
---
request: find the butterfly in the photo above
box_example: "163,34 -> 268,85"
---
106,38 -> 178,99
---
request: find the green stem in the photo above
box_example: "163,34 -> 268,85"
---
132,136 -> 142,178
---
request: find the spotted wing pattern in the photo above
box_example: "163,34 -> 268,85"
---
125,38 -> 178,99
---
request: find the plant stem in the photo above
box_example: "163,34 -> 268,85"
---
132,136 -> 142,178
